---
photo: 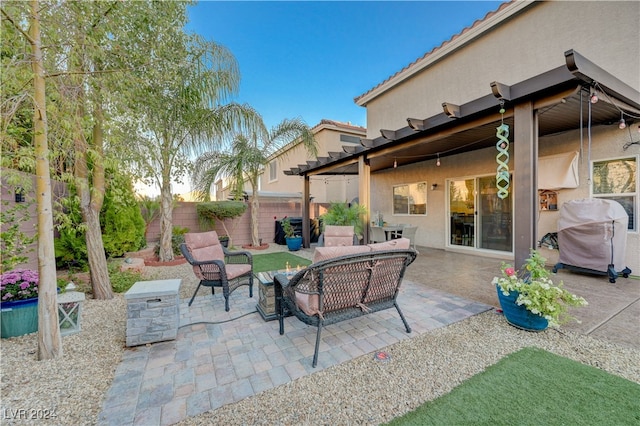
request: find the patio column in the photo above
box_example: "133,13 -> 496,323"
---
302,174 -> 310,248
358,156 -> 371,244
513,101 -> 538,267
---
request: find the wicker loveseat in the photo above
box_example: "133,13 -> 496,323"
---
274,238 -> 416,367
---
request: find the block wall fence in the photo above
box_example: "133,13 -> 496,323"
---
145,200 -> 329,247
1,167 -> 331,271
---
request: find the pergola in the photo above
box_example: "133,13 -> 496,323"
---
285,50 -> 640,267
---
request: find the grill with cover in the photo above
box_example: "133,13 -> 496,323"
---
553,198 -> 632,283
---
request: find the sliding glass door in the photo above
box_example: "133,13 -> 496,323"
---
449,179 -> 475,247
448,175 -> 513,253
477,175 -> 512,252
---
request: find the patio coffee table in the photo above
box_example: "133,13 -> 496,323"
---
255,270 -> 295,321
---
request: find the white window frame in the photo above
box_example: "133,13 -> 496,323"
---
269,160 -> 278,182
591,155 -> 637,232
392,182 -> 428,216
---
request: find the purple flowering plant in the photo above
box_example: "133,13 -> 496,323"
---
1,269 -> 39,302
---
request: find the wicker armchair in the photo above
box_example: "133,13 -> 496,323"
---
274,248 -> 416,367
180,231 -> 253,311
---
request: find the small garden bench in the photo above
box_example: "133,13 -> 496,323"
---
274,239 -> 416,367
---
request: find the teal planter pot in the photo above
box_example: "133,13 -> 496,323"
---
496,285 -> 548,331
285,236 -> 303,251
1,297 -> 38,338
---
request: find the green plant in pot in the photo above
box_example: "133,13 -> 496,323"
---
321,202 -> 368,237
218,235 -> 230,248
282,217 -> 302,251
492,250 -> 587,330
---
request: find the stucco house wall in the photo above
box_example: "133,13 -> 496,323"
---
361,0 -> 639,273
259,120 -> 365,203
361,1 -> 639,135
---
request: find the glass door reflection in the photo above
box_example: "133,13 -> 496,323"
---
478,175 -> 512,252
449,179 -> 475,247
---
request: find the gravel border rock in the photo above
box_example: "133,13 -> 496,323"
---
1,259 -> 638,425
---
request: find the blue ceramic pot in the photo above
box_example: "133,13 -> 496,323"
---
496,285 -> 548,331
1,297 -> 39,338
285,236 -> 303,251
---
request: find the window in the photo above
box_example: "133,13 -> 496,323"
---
393,182 -> 427,215
592,157 -> 637,231
269,161 -> 277,182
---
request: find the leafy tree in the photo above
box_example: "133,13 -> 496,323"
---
196,201 -> 247,247
192,117 -> 317,247
2,0 -> 63,359
120,20 -> 263,261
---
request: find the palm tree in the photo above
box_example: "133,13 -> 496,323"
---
125,33 -> 264,262
192,117 -> 317,247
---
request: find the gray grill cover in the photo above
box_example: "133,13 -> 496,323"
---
557,198 -> 628,273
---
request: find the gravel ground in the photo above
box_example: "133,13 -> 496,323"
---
1,258 -> 639,425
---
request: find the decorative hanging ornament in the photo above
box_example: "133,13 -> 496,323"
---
495,121 -> 510,200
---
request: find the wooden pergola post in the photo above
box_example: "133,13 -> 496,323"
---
513,100 -> 538,268
359,156 -> 371,244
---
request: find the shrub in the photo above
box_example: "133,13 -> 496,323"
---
101,173 -> 146,257
54,195 -> 89,270
1,269 -> 38,302
108,261 -> 142,293
196,201 -> 247,230
1,199 -> 36,273
54,169 -> 146,268
321,202 -> 368,236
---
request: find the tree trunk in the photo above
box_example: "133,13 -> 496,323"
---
90,101 -> 111,299
75,99 -> 112,299
251,194 -> 260,247
84,208 -> 112,299
158,179 -> 174,261
30,0 -> 62,360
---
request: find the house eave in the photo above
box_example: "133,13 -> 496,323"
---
355,0 -> 536,107
289,50 -> 640,177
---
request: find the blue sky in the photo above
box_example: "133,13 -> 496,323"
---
186,1 -> 504,130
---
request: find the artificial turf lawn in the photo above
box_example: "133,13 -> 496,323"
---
387,346 -> 640,426
252,252 -> 311,273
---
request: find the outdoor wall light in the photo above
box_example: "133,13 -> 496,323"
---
431,183 -> 438,190
14,187 -> 25,203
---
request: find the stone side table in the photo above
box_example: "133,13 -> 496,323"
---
255,271 -> 277,321
125,279 -> 181,347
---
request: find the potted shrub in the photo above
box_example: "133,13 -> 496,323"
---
320,202 -> 368,242
218,235 -> 230,248
282,217 -> 302,251
1,269 -> 39,338
492,250 -> 587,330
